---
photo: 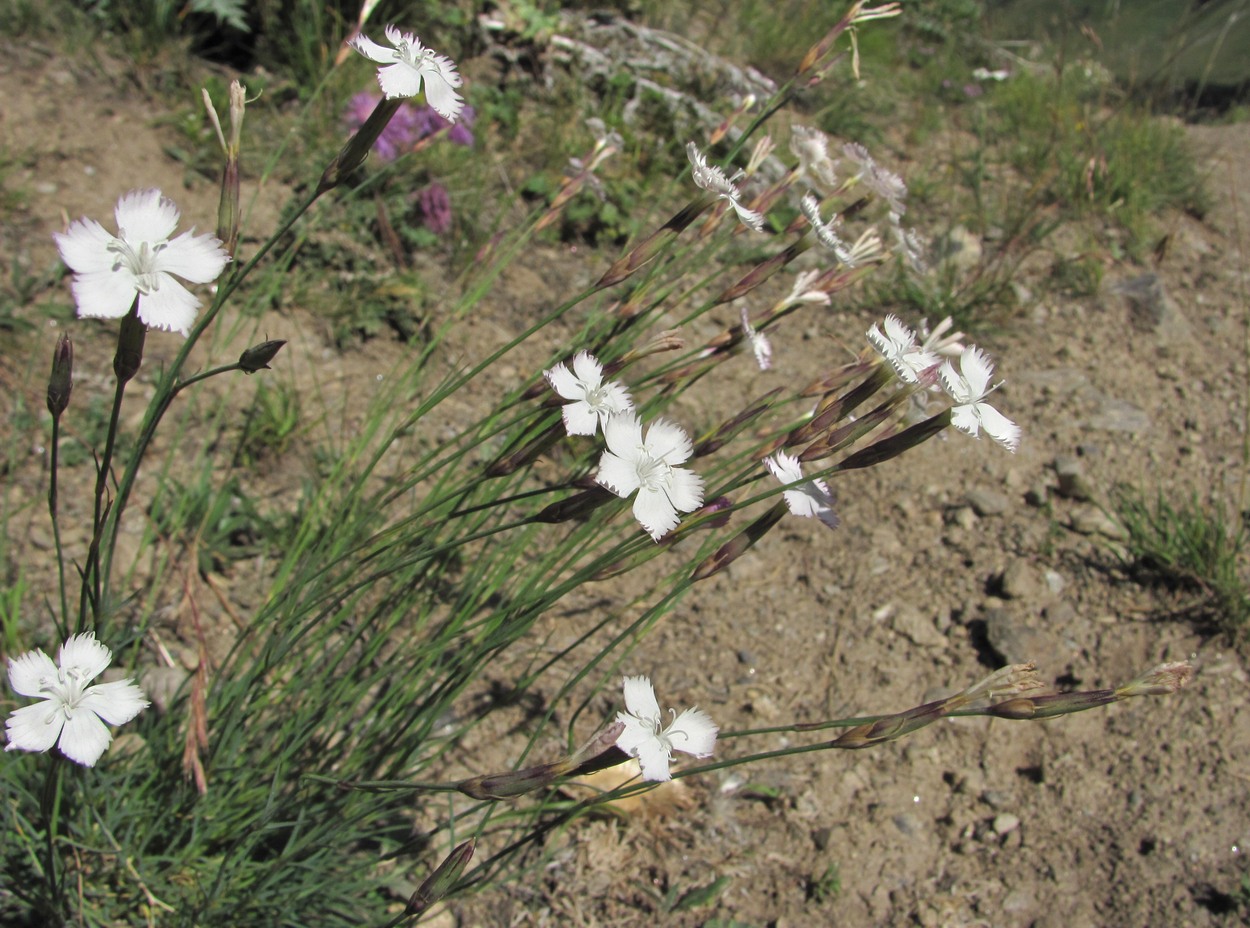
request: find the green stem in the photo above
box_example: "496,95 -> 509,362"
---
95,185 -> 323,612
47,416 -> 69,640
38,756 -> 65,921
82,373 -> 128,634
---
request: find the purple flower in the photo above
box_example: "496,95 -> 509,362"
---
343,91 -> 422,163
417,183 -> 452,235
342,95 -> 476,163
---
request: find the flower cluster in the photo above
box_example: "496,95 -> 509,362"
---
544,353 -> 703,541
867,314 -> 1019,451
5,633 -> 149,767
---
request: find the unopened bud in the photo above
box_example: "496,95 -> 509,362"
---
239,339 -> 286,374
486,421 -> 565,477
832,407 -> 950,471
316,97 -> 404,196
405,840 -> 474,917
113,306 -> 147,384
595,196 -> 717,290
533,486 -> 615,523
985,689 -> 1118,720
714,241 -> 808,305
458,723 -> 627,800
46,334 -> 73,417
617,329 -> 685,365
695,388 -> 784,457
692,503 -> 786,582
457,761 -> 569,800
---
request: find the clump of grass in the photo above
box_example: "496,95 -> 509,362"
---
1113,488 -> 1250,643
991,68 -> 1209,255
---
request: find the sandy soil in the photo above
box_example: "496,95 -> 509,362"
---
1,31 -> 1248,928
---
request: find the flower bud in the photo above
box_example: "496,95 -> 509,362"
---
405,840 -> 474,917
239,339 -> 287,374
317,97 -> 404,196
832,407 -> 950,471
692,503 -> 786,582
113,307 -> 147,384
46,334 -> 73,418
533,486 -> 615,524
714,241 -> 808,305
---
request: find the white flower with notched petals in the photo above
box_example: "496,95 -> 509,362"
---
740,307 -> 772,371
919,316 -> 964,358
5,633 -> 149,767
799,193 -> 854,265
544,351 -> 633,436
349,25 -> 465,120
615,675 -> 718,782
764,452 -> 839,529
784,269 -> 832,307
790,125 -> 838,190
867,314 -> 939,383
596,413 -> 704,541
53,189 -> 229,337
686,143 -> 765,232
939,346 -> 1020,451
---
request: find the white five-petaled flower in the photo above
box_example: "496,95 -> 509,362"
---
790,125 -> 839,190
784,269 -> 832,307
938,346 -> 1020,451
918,316 -> 964,358
799,193 -> 854,265
740,307 -> 772,371
53,189 -> 229,337
5,633 -> 150,767
596,413 -> 704,541
889,214 -> 928,273
867,314 -> 939,384
349,25 -> 465,120
544,351 -> 633,436
686,143 -> 765,232
615,675 -> 718,782
764,452 -> 839,529
842,142 -> 908,215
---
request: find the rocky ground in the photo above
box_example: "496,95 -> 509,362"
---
2,30 -> 1248,928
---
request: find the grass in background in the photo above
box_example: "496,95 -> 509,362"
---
1114,489 -> 1250,643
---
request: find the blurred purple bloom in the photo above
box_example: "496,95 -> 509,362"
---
343,95 -> 476,163
343,91 -> 419,163
417,183 -> 452,235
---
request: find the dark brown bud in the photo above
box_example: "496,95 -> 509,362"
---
239,339 -> 286,374
46,334 -> 73,418
113,306 -> 147,384
405,840 -> 475,917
